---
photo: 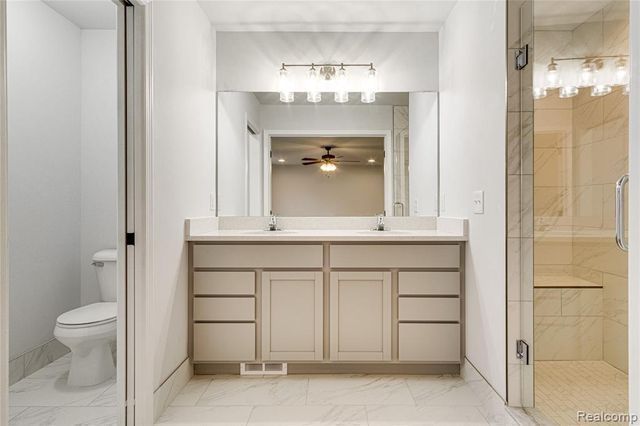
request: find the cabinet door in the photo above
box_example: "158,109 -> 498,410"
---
330,271 -> 391,361
262,271 -> 323,361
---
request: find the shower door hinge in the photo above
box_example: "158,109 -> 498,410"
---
126,232 -> 135,246
515,45 -> 529,70
516,339 -> 530,364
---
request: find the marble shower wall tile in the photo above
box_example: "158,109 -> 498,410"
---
603,318 -> 628,372
603,273 -> 627,325
534,316 -> 602,360
561,288 -> 603,316
534,289 -> 561,316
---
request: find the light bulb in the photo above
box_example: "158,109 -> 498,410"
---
614,57 -> 628,86
361,65 -> 377,104
545,61 -> 560,88
278,67 -> 294,103
334,66 -> 349,103
579,61 -> 596,87
320,162 -> 337,172
591,84 -> 612,97
533,87 -> 547,100
559,86 -> 579,98
306,66 -> 321,103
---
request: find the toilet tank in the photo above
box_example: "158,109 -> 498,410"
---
93,249 -> 117,302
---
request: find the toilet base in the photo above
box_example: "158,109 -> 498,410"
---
67,341 -> 115,387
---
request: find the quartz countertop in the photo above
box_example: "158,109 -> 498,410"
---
185,217 -> 468,242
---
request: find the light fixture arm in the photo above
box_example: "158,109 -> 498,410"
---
281,62 -> 375,69
551,54 -> 629,62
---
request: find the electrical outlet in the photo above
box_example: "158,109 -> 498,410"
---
472,190 -> 484,214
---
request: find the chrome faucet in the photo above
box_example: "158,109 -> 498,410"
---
373,212 -> 386,231
267,213 -> 279,231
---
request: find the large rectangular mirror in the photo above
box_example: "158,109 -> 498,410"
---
216,91 -> 438,217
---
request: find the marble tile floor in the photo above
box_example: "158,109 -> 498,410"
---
8,353 -> 118,425
157,374 -> 534,426
533,361 -> 628,425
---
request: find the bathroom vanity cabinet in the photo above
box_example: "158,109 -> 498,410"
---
189,238 -> 465,372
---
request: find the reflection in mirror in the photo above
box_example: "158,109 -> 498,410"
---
216,92 -> 438,217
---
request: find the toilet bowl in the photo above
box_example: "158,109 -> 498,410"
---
54,249 -> 117,387
54,302 -> 117,386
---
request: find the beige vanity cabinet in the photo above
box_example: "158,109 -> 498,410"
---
329,271 -> 392,361
261,271 -> 323,361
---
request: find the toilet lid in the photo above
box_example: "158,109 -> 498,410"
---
57,302 -> 117,326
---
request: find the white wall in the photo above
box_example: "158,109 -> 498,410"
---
272,165 -> 384,216
260,104 -> 392,132
80,30 -> 118,305
151,0 -> 216,389
217,32 -> 438,92
217,92 -> 260,216
409,92 -> 439,216
7,0 -> 82,359
439,0 -> 507,398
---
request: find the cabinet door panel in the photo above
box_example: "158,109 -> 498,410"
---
194,323 -> 255,362
262,271 -> 323,361
330,271 -> 391,361
399,323 -> 460,362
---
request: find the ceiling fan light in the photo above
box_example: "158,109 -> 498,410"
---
320,162 -> 337,172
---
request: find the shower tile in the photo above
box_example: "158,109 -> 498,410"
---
603,273 -> 627,325
507,112 -> 521,175
534,289 -> 561,316
507,238 -> 521,302
507,175 -> 521,238
603,319 -> 628,373
561,288 -> 603,316
534,316 -> 602,360
521,112 -> 533,174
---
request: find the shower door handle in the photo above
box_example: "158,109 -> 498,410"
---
615,174 -> 629,251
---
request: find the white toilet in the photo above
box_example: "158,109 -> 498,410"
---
54,249 -> 117,387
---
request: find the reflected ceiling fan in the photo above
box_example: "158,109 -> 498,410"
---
301,145 -> 359,172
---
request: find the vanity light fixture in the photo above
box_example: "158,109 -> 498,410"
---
537,55 -> 630,99
277,62 -> 378,104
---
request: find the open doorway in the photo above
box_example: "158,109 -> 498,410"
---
3,0 -> 138,423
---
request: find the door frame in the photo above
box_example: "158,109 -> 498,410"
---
262,129 -> 393,216
0,0 -> 154,423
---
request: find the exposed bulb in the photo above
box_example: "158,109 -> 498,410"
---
591,84 -> 612,97
278,67 -> 294,103
559,86 -> 579,98
545,61 -> 560,88
334,66 -> 349,103
614,57 -> 628,86
361,65 -> 377,103
306,66 -> 321,103
320,162 -> 337,172
579,61 -> 596,87
533,87 -> 547,100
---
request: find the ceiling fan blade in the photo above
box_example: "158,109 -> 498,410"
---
302,161 -> 321,165
301,157 -> 319,161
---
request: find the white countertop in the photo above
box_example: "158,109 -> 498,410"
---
187,229 -> 467,242
185,216 -> 468,242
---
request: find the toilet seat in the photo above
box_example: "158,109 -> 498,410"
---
56,302 -> 117,329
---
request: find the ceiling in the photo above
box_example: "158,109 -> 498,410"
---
197,1 -> 457,32
253,92 -> 409,105
44,0 -> 116,29
271,136 -> 384,165
534,0 -> 614,30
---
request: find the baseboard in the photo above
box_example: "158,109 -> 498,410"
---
153,357 -> 192,421
194,362 -> 460,375
9,338 -> 69,385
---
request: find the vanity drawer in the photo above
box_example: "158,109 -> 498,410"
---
398,297 -> 460,322
399,272 -> 460,296
399,323 -> 460,362
194,323 -> 255,361
329,244 -> 459,268
193,297 -> 255,321
194,271 -> 255,295
193,244 -> 323,268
